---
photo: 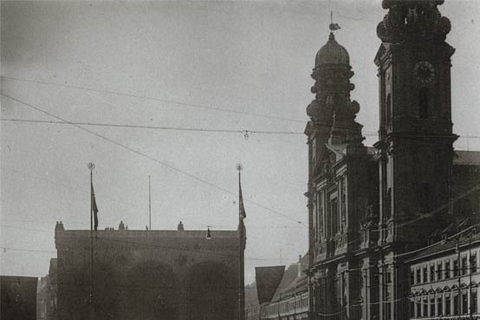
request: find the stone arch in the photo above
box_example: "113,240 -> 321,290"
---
185,261 -> 237,320
124,261 -> 179,320
61,261 -> 120,320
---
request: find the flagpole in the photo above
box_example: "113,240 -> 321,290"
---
87,162 -> 95,320
236,164 -> 245,320
149,175 -> 152,231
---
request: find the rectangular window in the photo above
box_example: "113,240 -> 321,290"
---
472,290 -> 478,314
454,259 -> 459,277
385,302 -> 391,320
430,264 -> 435,282
454,293 -> 459,315
423,298 -> 428,317
445,294 -> 451,315
445,261 -> 451,279
416,299 -> 422,318
471,253 -> 477,273
416,268 -> 421,284
462,256 -> 468,275
410,269 -> 415,285
430,296 -> 435,316
423,266 -> 428,283
313,199 -> 318,242
463,291 -> 469,314
340,177 -> 347,233
437,262 -> 443,280
437,295 -> 443,316
332,197 -> 339,234
318,193 -> 324,239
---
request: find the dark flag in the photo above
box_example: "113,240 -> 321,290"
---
329,23 -> 341,31
239,177 -> 246,221
91,182 -> 98,231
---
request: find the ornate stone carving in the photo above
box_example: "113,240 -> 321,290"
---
377,0 -> 451,43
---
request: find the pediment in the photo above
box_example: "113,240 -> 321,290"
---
313,143 -> 345,178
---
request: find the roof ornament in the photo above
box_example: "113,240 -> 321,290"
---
329,11 -> 341,32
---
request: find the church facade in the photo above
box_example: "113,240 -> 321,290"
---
305,1 -> 480,320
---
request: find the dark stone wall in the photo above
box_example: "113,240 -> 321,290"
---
55,228 -> 242,320
1,276 -> 38,320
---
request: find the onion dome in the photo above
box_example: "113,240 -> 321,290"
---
315,32 -> 350,67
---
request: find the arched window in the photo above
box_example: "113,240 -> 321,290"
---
419,88 -> 430,119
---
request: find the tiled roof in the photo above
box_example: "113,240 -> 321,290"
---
255,266 -> 285,304
279,274 -> 308,298
271,263 -> 300,301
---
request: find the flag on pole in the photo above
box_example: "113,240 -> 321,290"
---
329,11 -> 341,31
91,182 -> 99,231
329,23 -> 341,31
239,176 -> 246,221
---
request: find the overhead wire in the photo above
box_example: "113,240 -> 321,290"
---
1,92 -> 306,226
0,229 -> 299,263
0,118 -> 304,136
1,75 -> 306,123
0,245 -> 56,254
2,77 -> 479,141
3,117 -> 479,141
308,181 -> 480,260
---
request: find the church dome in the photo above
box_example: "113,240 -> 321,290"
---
315,32 -> 350,67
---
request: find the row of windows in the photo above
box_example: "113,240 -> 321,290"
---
411,290 -> 478,318
411,254 -> 478,285
264,294 -> 309,317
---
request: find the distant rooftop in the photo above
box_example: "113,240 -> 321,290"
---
454,150 -> 480,166
55,221 -> 239,238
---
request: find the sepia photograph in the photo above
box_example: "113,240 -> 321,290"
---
1,0 -> 480,319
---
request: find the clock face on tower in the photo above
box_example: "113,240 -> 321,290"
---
413,61 -> 435,84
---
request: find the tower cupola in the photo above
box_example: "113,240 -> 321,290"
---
306,25 -> 363,147
315,32 -> 350,67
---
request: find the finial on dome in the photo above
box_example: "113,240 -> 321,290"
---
314,14 -> 350,67
329,11 -> 341,32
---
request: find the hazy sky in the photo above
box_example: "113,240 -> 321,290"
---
1,0 -> 479,283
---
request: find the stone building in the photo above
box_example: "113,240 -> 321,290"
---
245,282 -> 260,320
304,1 -> 480,320
54,221 -> 245,320
407,222 -> 480,320
1,275 -> 38,320
37,258 -> 58,320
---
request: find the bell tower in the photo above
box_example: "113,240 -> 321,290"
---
375,0 -> 458,246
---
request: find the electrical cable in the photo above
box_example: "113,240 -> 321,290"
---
1,75 -> 306,123
0,118 -> 305,136
0,91 -> 306,226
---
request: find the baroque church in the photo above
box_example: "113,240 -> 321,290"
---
305,1 -> 480,320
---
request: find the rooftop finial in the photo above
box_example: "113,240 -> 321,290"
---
329,11 -> 341,32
